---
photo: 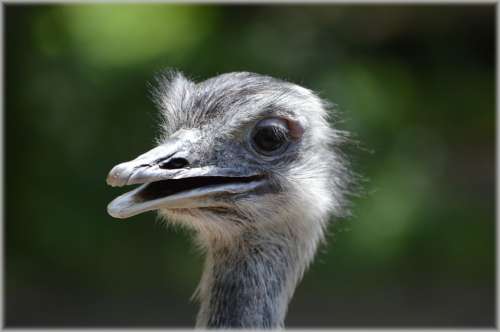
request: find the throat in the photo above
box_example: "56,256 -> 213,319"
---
195,237 -> 301,329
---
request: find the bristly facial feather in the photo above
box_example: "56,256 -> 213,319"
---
145,70 -> 354,328
150,70 -> 352,244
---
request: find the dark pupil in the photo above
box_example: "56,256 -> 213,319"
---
253,126 -> 286,152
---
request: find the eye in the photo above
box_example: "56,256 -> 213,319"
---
251,118 -> 290,156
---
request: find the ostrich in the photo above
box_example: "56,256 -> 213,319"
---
106,71 -> 351,328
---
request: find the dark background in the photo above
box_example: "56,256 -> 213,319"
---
5,4 -> 495,327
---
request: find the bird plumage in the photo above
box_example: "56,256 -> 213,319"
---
107,71 -> 352,328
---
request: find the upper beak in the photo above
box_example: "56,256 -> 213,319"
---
106,138 -> 200,188
106,139 -> 264,219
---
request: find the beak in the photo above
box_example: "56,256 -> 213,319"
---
106,139 -> 264,219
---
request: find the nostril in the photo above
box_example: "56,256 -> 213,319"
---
159,157 -> 189,170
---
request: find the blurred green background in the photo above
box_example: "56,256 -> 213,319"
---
6,4 -> 495,327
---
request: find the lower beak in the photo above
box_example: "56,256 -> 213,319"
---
106,145 -> 264,219
106,176 -> 264,219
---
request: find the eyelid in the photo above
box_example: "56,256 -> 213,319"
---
255,117 -> 288,130
255,119 -> 290,142
255,117 -> 304,141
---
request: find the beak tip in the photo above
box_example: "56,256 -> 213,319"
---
107,199 -> 129,219
106,163 -> 129,187
106,171 -> 127,188
106,177 -> 121,187
107,208 -> 127,219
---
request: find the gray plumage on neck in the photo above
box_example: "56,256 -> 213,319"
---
197,239 -> 292,328
106,71 -> 353,328
195,225 -> 322,328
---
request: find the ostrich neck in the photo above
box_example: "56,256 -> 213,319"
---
195,229 -> 318,329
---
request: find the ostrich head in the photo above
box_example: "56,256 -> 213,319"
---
106,71 -> 351,328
